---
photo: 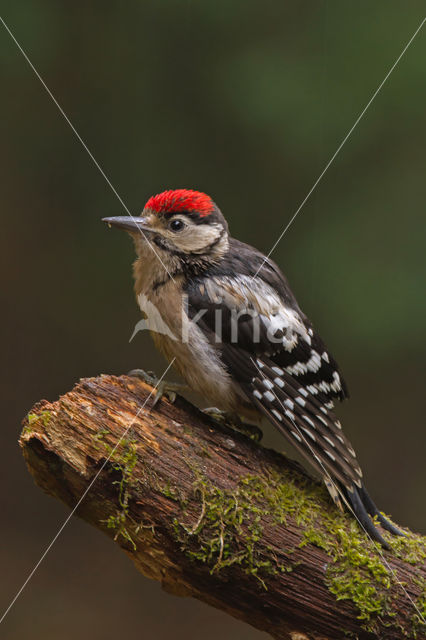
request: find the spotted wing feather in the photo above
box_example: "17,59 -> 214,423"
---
184,244 -> 402,545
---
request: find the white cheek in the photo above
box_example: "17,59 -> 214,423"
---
173,224 -> 223,252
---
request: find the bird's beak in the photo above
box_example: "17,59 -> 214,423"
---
102,215 -> 153,234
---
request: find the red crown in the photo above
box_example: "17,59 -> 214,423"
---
144,189 -> 214,217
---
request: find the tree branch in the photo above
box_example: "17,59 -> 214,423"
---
20,374 -> 425,640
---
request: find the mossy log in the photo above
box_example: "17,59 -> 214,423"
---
20,374 -> 425,640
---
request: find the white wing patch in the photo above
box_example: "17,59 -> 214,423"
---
205,276 -> 343,395
286,349 -> 322,376
207,274 -> 312,350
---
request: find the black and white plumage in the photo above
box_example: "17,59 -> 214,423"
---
183,241 -> 402,546
103,188 -> 404,548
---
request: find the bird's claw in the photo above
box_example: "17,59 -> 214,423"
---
127,368 -> 188,409
203,407 -> 263,442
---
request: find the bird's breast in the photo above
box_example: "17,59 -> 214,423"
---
135,282 -> 240,412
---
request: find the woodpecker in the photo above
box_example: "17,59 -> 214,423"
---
103,188 -> 403,548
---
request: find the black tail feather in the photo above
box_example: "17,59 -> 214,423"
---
358,486 -> 406,537
342,486 -> 391,549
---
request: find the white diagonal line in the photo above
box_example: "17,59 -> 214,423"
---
250,357 -> 425,624
0,16 -> 175,282
0,358 -> 175,625
252,16 -> 425,281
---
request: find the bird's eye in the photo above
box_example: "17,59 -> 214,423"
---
169,219 -> 185,232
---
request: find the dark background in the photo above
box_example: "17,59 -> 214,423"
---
1,2 -> 425,639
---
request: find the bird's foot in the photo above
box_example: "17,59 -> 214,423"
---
127,369 -> 189,408
203,407 -> 263,442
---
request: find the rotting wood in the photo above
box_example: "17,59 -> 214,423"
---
20,374 -> 426,640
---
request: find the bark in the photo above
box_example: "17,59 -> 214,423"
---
20,374 -> 425,640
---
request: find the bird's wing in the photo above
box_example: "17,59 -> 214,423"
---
184,240 -> 402,546
184,244 -> 362,493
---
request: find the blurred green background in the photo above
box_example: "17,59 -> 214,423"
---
1,2 -> 425,639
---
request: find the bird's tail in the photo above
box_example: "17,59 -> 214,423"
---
325,478 -> 406,549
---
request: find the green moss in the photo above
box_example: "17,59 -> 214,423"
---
161,482 -> 179,500
173,468 -> 315,584
410,576 -> 426,639
171,464 -> 425,636
91,427 -> 424,636
160,479 -> 189,509
22,410 -> 52,436
322,530 -> 392,631
26,410 -> 51,430
173,480 -> 274,585
21,425 -> 34,436
390,531 -> 426,565
93,430 -> 139,550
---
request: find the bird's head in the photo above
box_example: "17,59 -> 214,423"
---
103,189 -> 229,270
